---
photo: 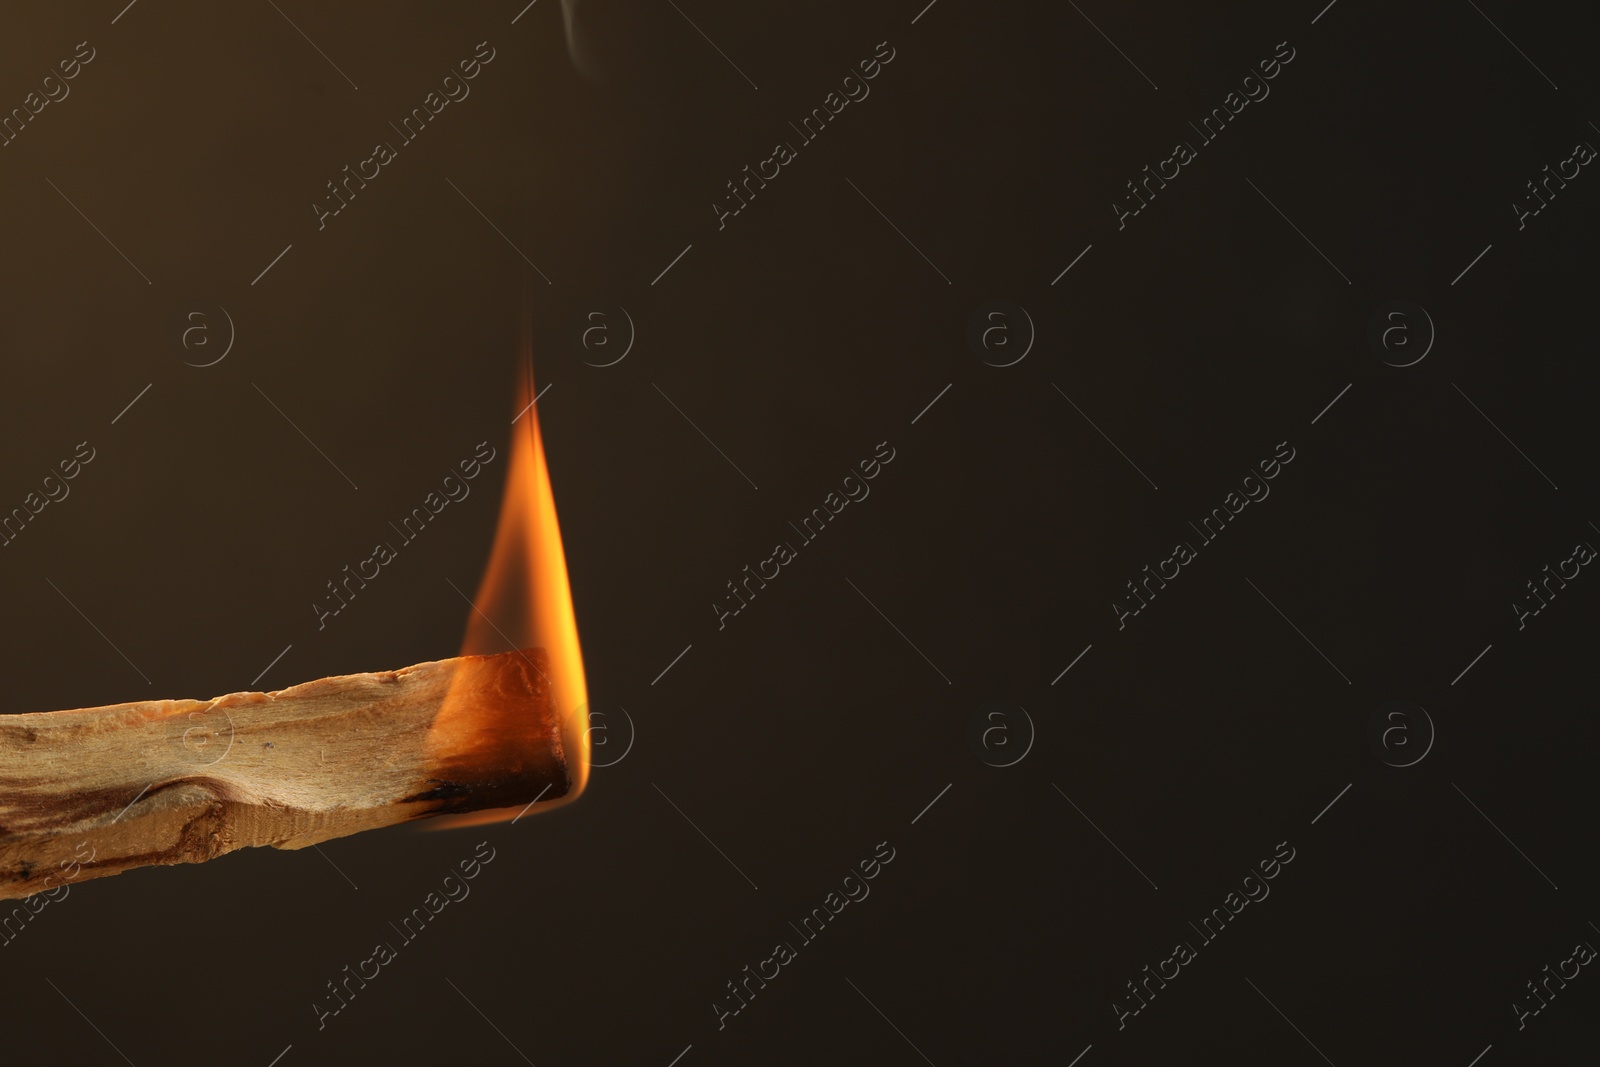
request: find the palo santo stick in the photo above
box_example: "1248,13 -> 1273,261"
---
0,649 -> 568,901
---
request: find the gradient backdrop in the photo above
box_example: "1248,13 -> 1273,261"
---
0,1 -> 1596,1064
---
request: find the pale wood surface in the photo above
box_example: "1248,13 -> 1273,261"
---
0,649 -> 567,900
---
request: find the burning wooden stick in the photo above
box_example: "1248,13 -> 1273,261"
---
0,649 -> 569,901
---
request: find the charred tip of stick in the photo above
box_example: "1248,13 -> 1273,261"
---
404,780 -> 473,805
405,763 -> 572,816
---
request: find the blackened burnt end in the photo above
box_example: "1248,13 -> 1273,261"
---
403,763 -> 572,815
403,780 -> 472,805
404,646 -> 572,817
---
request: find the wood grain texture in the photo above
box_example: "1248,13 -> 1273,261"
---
0,648 -> 567,900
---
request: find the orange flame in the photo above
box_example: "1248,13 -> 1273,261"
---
431,336 -> 589,827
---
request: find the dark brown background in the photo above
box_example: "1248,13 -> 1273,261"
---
1,1 -> 1597,1064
